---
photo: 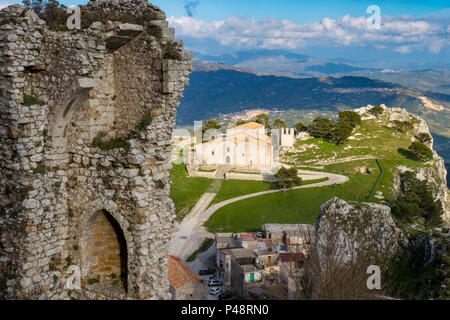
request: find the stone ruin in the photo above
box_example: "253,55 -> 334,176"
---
0,0 -> 192,299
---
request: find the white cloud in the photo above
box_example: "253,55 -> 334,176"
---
168,13 -> 450,54
0,2 -> 10,9
394,45 -> 412,54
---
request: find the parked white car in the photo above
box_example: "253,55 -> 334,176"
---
208,279 -> 222,287
209,287 -> 222,295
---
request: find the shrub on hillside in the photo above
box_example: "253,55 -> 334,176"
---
368,105 -> 384,117
416,132 -> 432,144
236,120 -> 248,126
393,120 -> 414,132
307,117 -> 335,139
391,171 -> 443,229
408,141 -> 433,161
329,121 -> 353,145
294,122 -> 307,134
338,111 -> 361,128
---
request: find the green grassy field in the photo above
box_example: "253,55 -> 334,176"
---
204,172 -> 376,233
211,177 -> 328,205
169,164 -> 213,221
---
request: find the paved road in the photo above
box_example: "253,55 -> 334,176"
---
168,169 -> 348,261
169,192 -> 217,259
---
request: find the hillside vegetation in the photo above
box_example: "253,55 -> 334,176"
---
205,106 -> 447,233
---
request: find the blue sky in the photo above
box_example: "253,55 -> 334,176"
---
151,0 -> 450,23
4,1 -> 450,22
2,1 -> 449,67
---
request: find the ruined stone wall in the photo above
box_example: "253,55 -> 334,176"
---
0,1 -> 192,300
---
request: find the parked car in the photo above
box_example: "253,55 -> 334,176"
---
198,268 -> 215,276
208,280 -> 222,287
207,278 -> 217,285
255,232 -> 264,238
209,287 -> 222,295
218,293 -> 233,300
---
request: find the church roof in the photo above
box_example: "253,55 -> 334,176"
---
235,121 -> 264,129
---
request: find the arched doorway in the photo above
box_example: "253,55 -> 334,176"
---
226,155 -> 231,164
85,209 -> 128,292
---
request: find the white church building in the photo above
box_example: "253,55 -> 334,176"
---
194,122 -> 295,170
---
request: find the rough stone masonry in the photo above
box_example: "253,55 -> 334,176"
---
0,0 -> 192,299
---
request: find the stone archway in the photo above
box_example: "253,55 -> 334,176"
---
83,209 -> 128,293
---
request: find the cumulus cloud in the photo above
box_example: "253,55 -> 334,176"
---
168,13 -> 450,54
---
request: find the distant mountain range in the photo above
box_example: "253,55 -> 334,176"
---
193,49 -> 373,78
192,50 -> 450,95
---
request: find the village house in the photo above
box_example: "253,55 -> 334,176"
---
168,255 -> 206,300
216,248 -> 233,286
262,224 -> 315,254
230,248 -> 262,295
239,233 -> 259,249
255,248 -> 281,286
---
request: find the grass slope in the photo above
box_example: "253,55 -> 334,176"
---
204,173 -> 375,233
169,164 -> 213,221
211,177 -> 328,205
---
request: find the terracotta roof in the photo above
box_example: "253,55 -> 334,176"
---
278,253 -> 306,263
168,255 -> 202,289
235,122 -> 264,129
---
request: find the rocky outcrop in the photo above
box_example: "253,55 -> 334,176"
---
355,104 -> 449,223
0,1 -> 192,300
315,197 -> 407,265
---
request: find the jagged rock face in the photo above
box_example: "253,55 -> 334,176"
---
315,197 -> 407,265
0,1 -> 192,300
355,104 -> 449,223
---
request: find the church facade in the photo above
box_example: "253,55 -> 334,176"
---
194,122 -> 274,169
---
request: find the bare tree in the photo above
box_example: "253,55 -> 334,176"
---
282,220 -> 390,300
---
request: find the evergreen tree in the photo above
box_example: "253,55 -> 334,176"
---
329,121 -> 353,145
275,167 -> 302,193
307,117 -> 335,139
294,121 -> 307,134
202,118 -> 221,135
273,118 -> 287,129
408,141 -> 433,160
254,113 -> 270,129
338,111 -> 361,128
